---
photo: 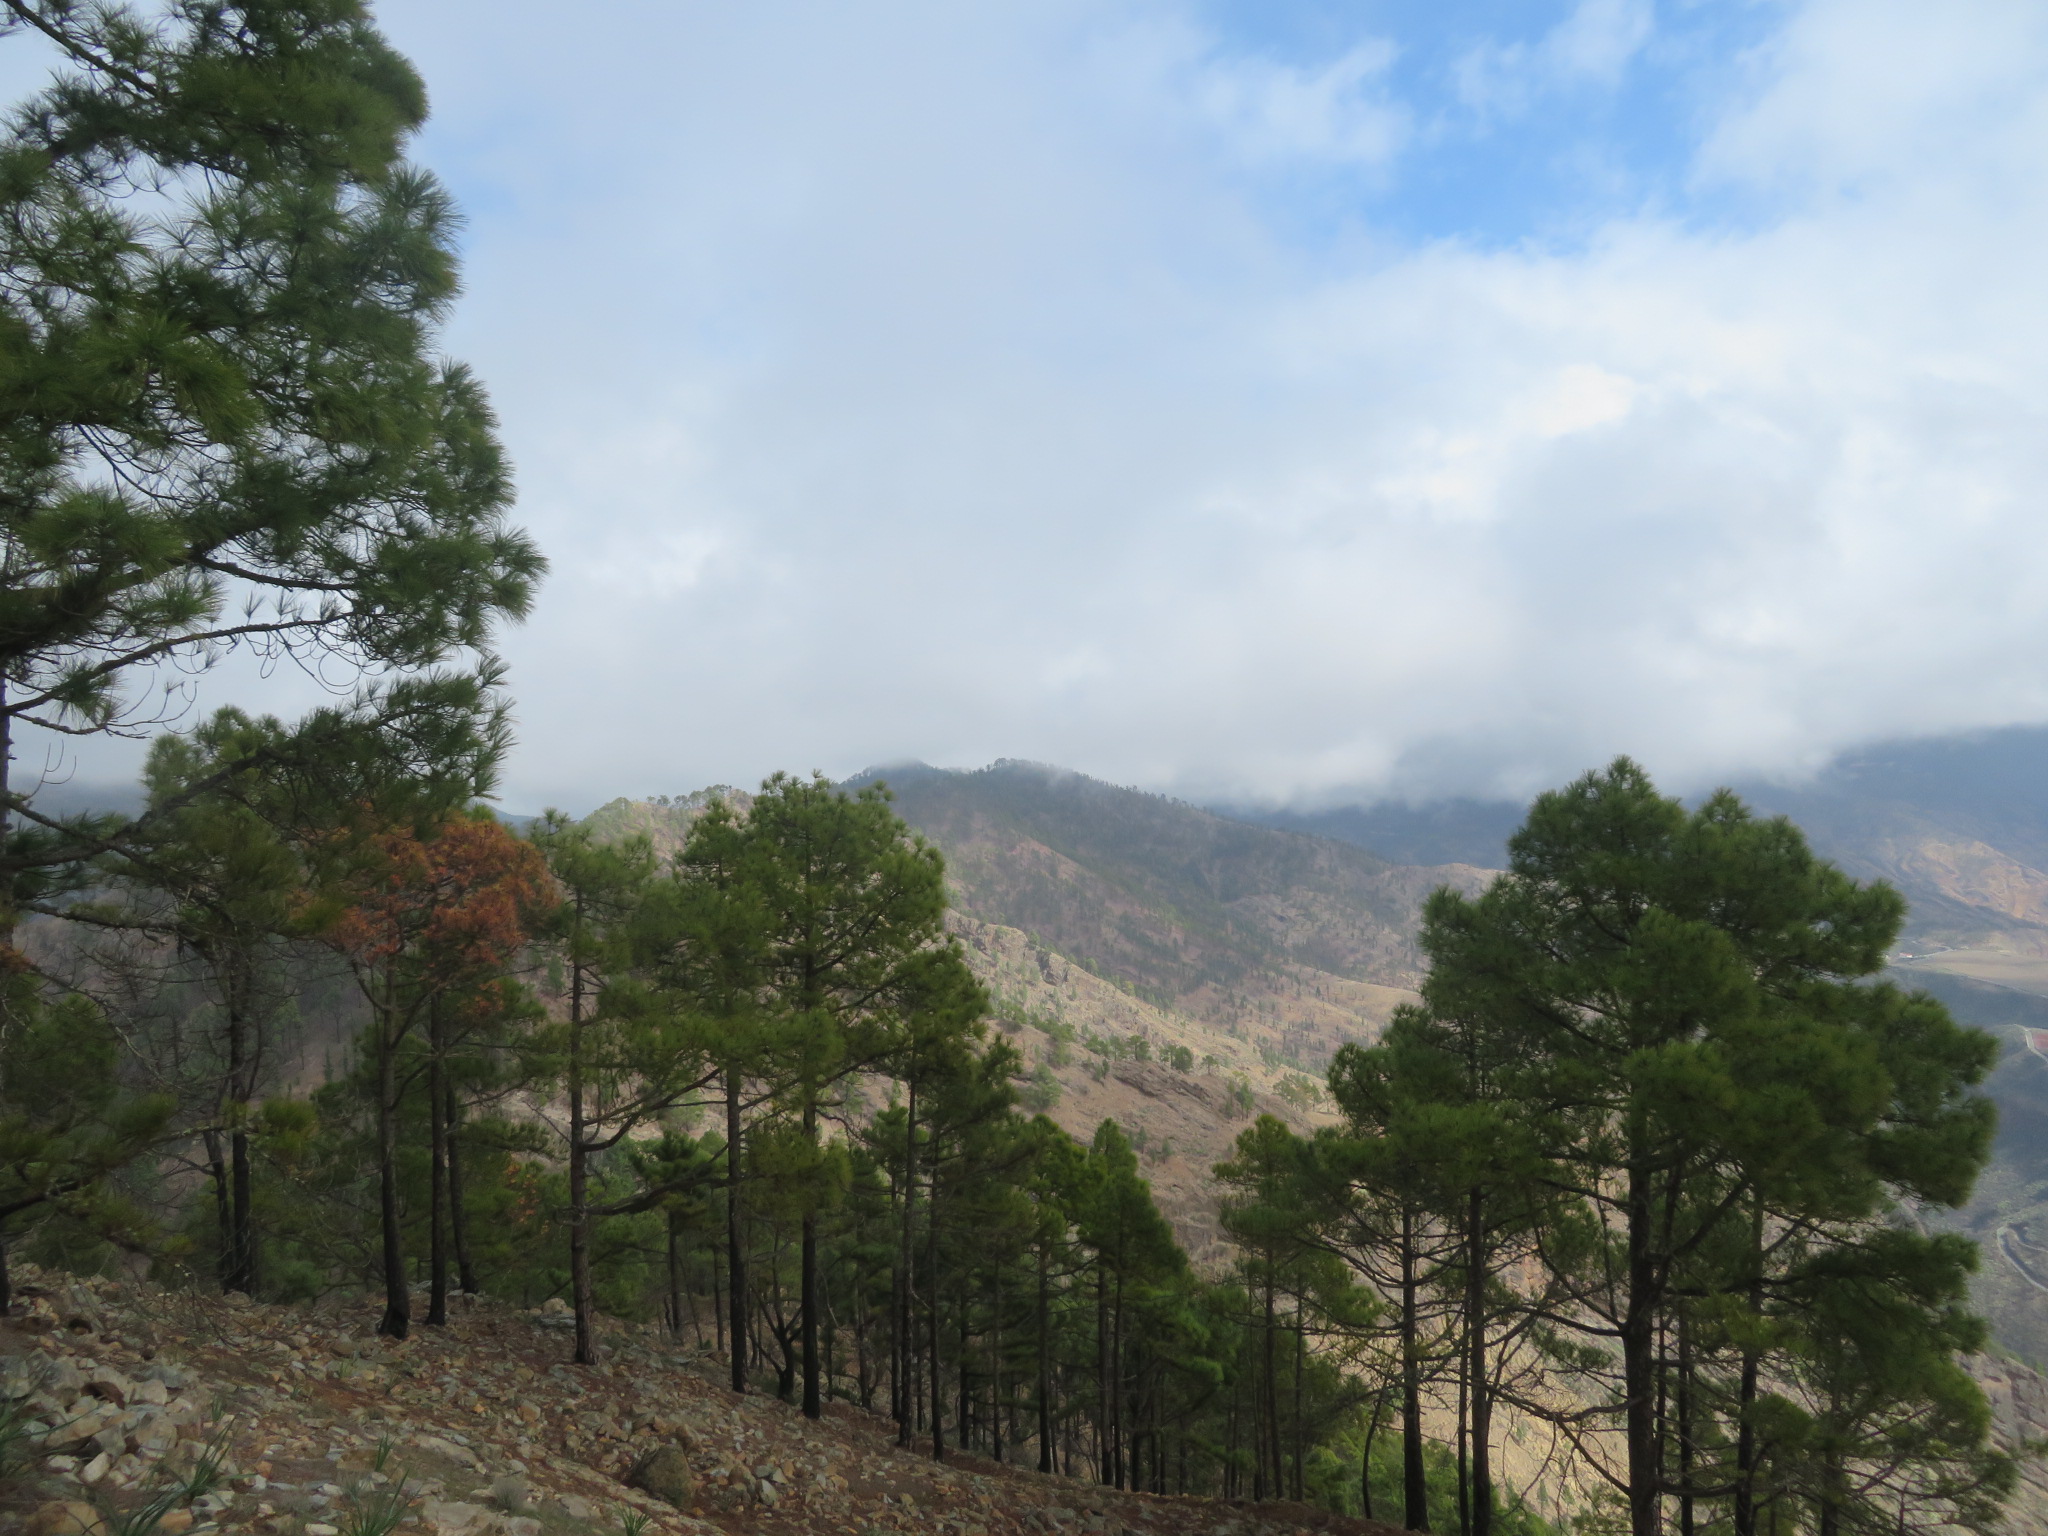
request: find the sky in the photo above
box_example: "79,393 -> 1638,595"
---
29,0 -> 2048,813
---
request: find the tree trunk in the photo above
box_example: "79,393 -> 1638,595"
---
958,1275 -> 972,1450
224,977 -> 258,1296
375,979 -> 410,1339
1816,1445 -> 1844,1536
1261,1266 -> 1277,1501
727,1065 -> 749,1394
712,1243 -> 725,1355
1099,1265 -> 1113,1485
929,1159 -> 946,1462
1363,1391 -> 1385,1521
1458,1342 -> 1470,1536
230,1122 -> 256,1296
1113,1271 -> 1127,1490
1677,1310 -> 1695,1536
427,999 -> 449,1327
801,1096 -> 822,1418
1734,1199 -> 1764,1536
1038,1243 -> 1055,1473
1624,1166 -> 1661,1536
667,1216 -> 685,1338
1402,1206 -> 1429,1532
898,1080 -> 918,1444
1294,1315 -> 1306,1501
991,1264 -> 1004,1464
447,1080 -> 477,1294
856,1261 -> 873,1407
205,1127 -> 232,1291
568,928 -> 595,1365
1469,1188 -> 1492,1536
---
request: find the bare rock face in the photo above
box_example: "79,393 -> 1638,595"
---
625,1444 -> 697,1509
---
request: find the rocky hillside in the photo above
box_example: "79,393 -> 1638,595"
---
0,1266 -> 1400,1536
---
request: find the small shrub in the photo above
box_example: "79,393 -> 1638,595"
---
339,1475 -> 416,1536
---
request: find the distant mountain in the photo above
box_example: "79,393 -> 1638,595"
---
858,759 -> 1487,1001
1219,796 -> 1528,869
1218,726 -> 2048,968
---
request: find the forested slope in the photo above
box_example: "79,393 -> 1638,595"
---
581,763 -> 1491,1265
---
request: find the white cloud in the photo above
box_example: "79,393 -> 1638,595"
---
189,0 -> 2048,811
1454,0 -> 1656,119
1191,40 -> 1405,167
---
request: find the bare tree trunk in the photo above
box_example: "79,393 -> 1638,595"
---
1470,1187 -> 1492,1536
224,977 -> 258,1296
1677,1310 -> 1695,1536
1038,1243 -> 1055,1473
427,999 -> 449,1327
568,926 -> 595,1365
1402,1206 -> 1429,1532
230,1122 -> 256,1295
1624,1166 -> 1662,1536
1363,1390 -> 1385,1522
958,1275 -> 972,1450
897,1079 -> 918,1444
447,1079 -> 477,1294
667,1215 -> 685,1338
1734,1199 -> 1764,1536
992,1265 -> 1004,1464
1294,1315 -> 1306,1500
1113,1272 -> 1128,1490
929,1159 -> 946,1462
1099,1265 -> 1113,1485
726,1065 -> 748,1394
205,1127 -> 233,1290
375,978 -> 410,1339
857,1262 -> 874,1408
801,1095 -> 822,1418
712,1243 -> 725,1354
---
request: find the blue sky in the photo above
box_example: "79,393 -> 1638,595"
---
1194,0 -> 1782,249
26,1 -> 2048,812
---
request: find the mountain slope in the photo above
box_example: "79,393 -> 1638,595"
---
576,764 -> 1490,1264
861,759 -> 1488,1046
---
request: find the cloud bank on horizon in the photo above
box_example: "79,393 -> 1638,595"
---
353,0 -> 2048,809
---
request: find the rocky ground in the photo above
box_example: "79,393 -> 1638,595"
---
0,1269 -> 1402,1536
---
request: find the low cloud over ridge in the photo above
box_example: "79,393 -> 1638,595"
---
331,1 -> 2048,809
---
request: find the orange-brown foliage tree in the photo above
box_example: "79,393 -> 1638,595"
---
325,810 -> 555,1337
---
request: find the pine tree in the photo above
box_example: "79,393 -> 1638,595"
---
739,772 -> 977,1418
1415,758 -> 2002,1536
0,0 -> 541,933
532,812 -> 721,1364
